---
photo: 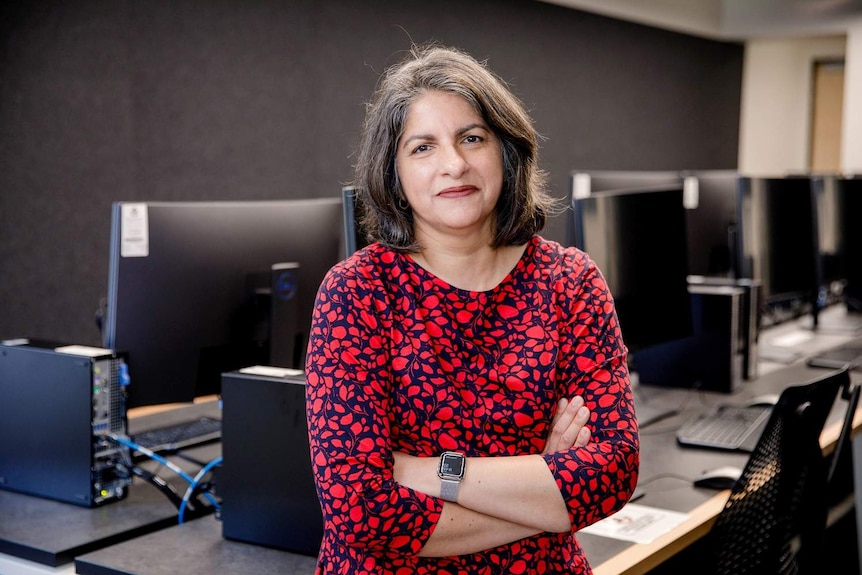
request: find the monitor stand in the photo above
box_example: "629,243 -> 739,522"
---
269,262 -> 301,369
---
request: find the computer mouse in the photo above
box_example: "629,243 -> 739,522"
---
745,393 -> 780,408
693,465 -> 743,490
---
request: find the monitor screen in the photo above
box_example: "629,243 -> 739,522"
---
682,170 -> 740,278
567,171 -> 681,246
103,198 -> 344,408
813,174 -> 845,306
569,185 -> 693,354
836,176 -> 862,312
737,177 -> 820,327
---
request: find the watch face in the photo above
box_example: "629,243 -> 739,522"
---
440,452 -> 465,478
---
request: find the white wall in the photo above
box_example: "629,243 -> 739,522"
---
539,0 -> 862,40
737,36 -> 846,175
537,0 -> 723,38
722,0 -> 862,39
843,20 -> 862,173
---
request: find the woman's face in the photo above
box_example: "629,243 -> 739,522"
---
395,90 -> 504,245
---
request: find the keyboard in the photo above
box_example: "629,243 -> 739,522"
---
676,405 -> 772,452
806,345 -> 862,371
132,416 -> 222,453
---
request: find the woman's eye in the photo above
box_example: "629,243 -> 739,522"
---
412,144 -> 430,154
464,134 -> 483,144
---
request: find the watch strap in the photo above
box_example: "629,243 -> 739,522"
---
440,478 -> 460,502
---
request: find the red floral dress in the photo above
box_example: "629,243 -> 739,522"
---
305,235 -> 639,574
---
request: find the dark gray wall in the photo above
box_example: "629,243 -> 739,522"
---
0,0 -> 743,345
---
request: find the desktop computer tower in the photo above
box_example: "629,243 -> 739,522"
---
0,340 -> 132,507
219,367 -> 323,556
634,285 -> 745,393
736,278 -> 761,381
687,276 -> 761,381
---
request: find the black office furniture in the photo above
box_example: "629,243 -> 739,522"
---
705,367 -> 853,575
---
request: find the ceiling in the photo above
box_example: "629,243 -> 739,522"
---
537,0 -> 862,40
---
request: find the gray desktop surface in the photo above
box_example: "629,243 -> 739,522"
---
0,478 -> 180,567
75,517 -> 318,575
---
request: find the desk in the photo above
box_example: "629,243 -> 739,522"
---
74,518 -> 317,575
2,310 -> 860,575
585,310 -> 862,575
0,480 -> 178,568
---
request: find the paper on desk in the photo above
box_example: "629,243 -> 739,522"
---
579,503 -> 688,544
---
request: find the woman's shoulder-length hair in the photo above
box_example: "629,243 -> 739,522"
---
352,43 -> 561,252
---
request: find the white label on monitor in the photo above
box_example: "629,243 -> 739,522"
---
120,203 -> 149,257
683,176 -> 699,209
572,173 -> 592,199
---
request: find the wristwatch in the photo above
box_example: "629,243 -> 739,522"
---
437,451 -> 466,502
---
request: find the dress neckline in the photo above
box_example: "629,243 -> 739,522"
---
397,236 -> 537,295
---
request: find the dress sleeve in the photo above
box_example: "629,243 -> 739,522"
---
541,250 -> 640,531
305,262 -> 443,556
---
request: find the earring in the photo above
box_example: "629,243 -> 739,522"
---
398,196 -> 409,210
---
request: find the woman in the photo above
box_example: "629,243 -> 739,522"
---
305,43 -> 639,574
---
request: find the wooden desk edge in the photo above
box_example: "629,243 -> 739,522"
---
126,395 -> 220,420
593,403 -> 862,575
591,495 -> 727,575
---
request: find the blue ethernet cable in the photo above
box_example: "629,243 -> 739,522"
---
109,434 -> 219,510
178,455 -> 223,524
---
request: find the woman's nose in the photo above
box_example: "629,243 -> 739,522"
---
441,145 -> 468,177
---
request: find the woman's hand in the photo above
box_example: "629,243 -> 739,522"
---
542,396 -> 591,454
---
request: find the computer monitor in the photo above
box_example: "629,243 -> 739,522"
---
736,176 -> 821,328
570,183 -> 747,393
836,176 -> 862,313
103,198 -> 344,409
567,170 -> 681,246
570,169 -> 682,196
807,174 -> 862,333
569,185 -> 694,359
342,186 -> 370,258
682,170 -> 740,278
815,174 -> 844,304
